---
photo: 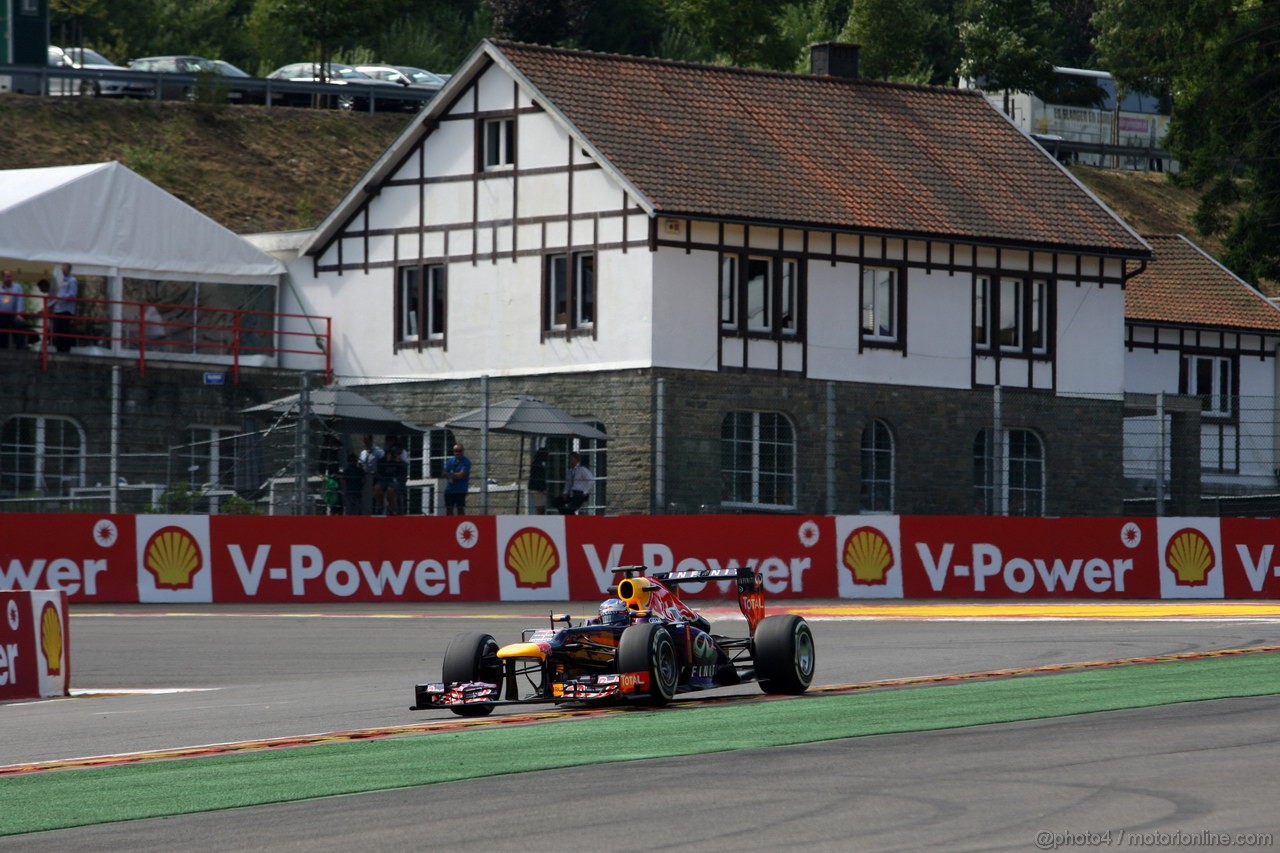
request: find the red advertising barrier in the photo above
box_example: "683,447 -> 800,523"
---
3,513 -> 1280,603
0,590 -> 69,700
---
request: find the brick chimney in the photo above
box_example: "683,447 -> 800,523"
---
809,42 -> 861,79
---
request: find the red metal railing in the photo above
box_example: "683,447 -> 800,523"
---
21,293 -> 332,383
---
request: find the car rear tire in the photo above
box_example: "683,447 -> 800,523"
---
753,614 -> 815,694
441,631 -> 501,717
618,622 -> 678,705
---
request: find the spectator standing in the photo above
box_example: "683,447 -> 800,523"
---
527,447 -> 548,515
380,436 -> 408,515
323,466 -> 343,515
442,443 -> 471,515
50,263 -> 78,353
553,451 -> 594,515
358,434 -> 384,514
0,270 -> 25,350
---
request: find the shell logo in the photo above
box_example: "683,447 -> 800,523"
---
503,528 -> 560,589
143,526 -> 204,590
1165,528 -> 1216,586
40,602 -> 62,676
842,526 -> 895,585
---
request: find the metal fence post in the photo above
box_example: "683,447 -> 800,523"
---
1156,391 -> 1166,517
295,372 -> 311,515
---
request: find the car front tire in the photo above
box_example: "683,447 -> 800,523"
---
618,622 -> 678,705
441,631 -> 501,717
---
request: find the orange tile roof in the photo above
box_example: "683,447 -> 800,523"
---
1126,235 -> 1280,331
494,41 -> 1148,256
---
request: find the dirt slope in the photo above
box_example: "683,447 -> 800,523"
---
0,94 -> 1218,257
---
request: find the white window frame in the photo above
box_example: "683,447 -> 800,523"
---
483,117 -> 514,169
720,255 -> 738,330
1185,354 -> 1233,418
546,251 -> 594,332
860,267 -> 899,343
975,427 -> 1045,516
745,256 -> 772,332
975,276 -> 1050,355
721,411 -> 796,510
860,419 -> 895,512
0,415 -> 86,498
399,264 -> 446,343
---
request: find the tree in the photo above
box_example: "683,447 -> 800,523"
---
839,0 -> 938,82
1094,0 -> 1280,284
659,0 -> 792,67
485,0 -> 591,45
957,0 -> 1059,112
256,0 -> 388,80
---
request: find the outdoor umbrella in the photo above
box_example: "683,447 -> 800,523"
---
244,388 -> 427,436
437,395 -> 607,512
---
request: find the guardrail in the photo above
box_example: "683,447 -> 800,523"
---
0,62 -> 436,113
15,292 -> 332,383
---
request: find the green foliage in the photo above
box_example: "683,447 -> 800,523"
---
1094,0 -> 1280,284
120,122 -> 185,186
958,0 -> 1059,102
659,0 -> 795,67
145,482 -> 262,514
840,0 -> 938,82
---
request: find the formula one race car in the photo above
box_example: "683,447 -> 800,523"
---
412,565 -> 815,715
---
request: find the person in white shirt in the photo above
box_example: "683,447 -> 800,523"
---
357,434 -> 385,514
553,451 -> 595,515
50,263 -> 79,352
0,269 -> 26,350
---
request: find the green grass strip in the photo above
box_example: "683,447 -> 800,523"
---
5,652 -> 1280,836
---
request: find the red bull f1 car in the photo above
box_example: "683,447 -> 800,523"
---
411,565 -> 815,714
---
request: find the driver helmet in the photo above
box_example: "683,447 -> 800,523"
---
598,598 -> 629,627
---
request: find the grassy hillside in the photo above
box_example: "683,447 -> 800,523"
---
0,94 -> 1222,264
0,95 -> 411,233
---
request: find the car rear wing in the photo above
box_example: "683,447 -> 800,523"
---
612,565 -> 766,634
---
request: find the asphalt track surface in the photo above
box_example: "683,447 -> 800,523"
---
4,601 -> 1280,851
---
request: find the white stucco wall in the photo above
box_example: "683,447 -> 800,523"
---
1055,281 -> 1127,394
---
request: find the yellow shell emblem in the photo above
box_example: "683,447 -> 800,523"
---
842,527 -> 894,584
505,528 -> 559,588
1165,528 -> 1215,585
144,527 -> 203,590
40,602 -> 63,676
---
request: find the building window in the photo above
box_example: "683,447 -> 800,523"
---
720,253 -> 800,336
974,428 -> 1044,516
183,426 -> 238,490
860,267 -> 901,346
483,117 -> 515,169
1182,354 -> 1234,418
546,423 -> 607,514
721,411 -> 795,509
545,251 -> 594,333
398,263 -> 446,344
860,419 -> 894,512
720,255 -> 738,330
0,415 -> 86,498
975,276 -> 1050,355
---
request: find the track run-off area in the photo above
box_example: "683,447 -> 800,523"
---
3,600 -> 1280,850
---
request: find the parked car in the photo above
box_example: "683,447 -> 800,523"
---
353,64 -> 444,110
47,46 -> 153,98
266,62 -> 405,111
128,55 -> 251,103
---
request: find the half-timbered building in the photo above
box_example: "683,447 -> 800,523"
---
1125,234 -> 1280,507
268,40 -> 1154,516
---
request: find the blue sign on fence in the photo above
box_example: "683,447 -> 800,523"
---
203,372 -> 226,386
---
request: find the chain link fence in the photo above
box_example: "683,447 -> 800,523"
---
3,362 -> 1278,517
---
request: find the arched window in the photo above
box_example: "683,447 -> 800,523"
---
721,411 -> 796,510
974,428 -> 1044,516
0,415 -> 86,499
860,419 -> 894,512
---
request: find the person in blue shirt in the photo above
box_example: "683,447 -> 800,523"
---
442,443 -> 471,515
51,263 -> 79,353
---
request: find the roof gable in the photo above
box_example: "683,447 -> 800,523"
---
493,41 -> 1147,255
1126,234 -> 1280,332
305,40 -> 1150,260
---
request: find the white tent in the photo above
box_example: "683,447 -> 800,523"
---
0,161 -> 284,283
